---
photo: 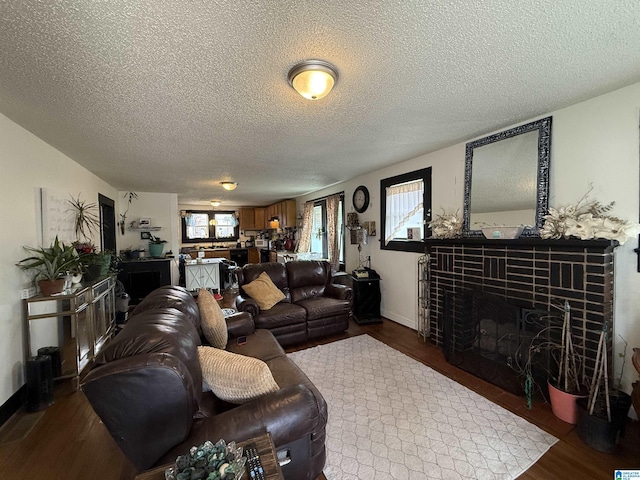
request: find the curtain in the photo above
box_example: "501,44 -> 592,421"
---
385,180 -> 423,244
296,201 -> 314,253
325,194 -> 341,272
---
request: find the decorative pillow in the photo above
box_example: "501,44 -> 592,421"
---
242,271 -> 285,310
198,288 -> 228,348
197,346 -> 279,404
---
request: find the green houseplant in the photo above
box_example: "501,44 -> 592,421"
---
67,194 -> 100,242
148,235 -> 167,258
17,236 -> 81,296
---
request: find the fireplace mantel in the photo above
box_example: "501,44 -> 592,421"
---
424,237 -> 618,249
427,237 -> 617,388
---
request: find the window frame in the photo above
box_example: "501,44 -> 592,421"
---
181,209 -> 239,244
380,167 -> 432,252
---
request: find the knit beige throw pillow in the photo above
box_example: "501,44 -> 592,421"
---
198,346 -> 279,404
198,288 -> 228,348
242,271 -> 285,310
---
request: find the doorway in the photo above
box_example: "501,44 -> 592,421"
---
99,194 -> 116,252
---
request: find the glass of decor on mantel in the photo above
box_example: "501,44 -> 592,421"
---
165,439 -> 246,480
428,209 -> 463,238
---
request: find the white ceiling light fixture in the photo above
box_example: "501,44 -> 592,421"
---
220,181 -> 237,191
288,60 -> 338,100
210,200 -> 221,207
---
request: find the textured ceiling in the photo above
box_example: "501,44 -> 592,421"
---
1,1 -> 640,206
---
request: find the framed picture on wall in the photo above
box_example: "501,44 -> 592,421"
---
140,232 -> 152,240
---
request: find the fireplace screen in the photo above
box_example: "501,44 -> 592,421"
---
442,289 -> 552,396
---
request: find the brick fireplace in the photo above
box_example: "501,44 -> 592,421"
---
426,238 -> 616,394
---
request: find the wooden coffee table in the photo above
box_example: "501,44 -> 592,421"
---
135,431 -> 283,480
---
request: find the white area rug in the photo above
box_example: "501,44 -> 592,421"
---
288,335 -> 557,480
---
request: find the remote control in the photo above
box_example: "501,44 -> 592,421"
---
244,443 -> 265,480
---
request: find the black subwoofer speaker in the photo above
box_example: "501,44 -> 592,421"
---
25,355 -> 55,412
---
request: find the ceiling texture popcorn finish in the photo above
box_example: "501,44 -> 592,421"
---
1,1 -> 640,206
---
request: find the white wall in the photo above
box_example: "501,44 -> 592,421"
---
0,113 -> 118,406
297,82 -> 640,393
118,191 -> 180,283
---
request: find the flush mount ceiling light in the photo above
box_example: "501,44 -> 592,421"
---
210,200 -> 221,207
288,60 -> 338,100
220,182 -> 237,191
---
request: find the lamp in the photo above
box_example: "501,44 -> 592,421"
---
210,200 -> 221,207
288,60 -> 338,100
269,217 -> 280,229
220,182 -> 237,191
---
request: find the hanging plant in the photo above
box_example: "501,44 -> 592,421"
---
68,194 -> 100,242
118,191 -> 138,235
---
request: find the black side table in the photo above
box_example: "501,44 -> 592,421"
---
351,274 -> 382,324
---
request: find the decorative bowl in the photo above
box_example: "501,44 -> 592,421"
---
165,439 -> 246,480
481,226 -> 524,239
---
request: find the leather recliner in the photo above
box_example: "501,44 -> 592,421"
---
234,260 -> 352,346
82,285 -> 327,480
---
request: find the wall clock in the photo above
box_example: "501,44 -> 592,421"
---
352,185 -> 370,213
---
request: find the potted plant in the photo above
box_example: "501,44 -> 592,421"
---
576,328 -> 632,452
512,300 -> 587,423
148,235 -> 167,258
17,236 -> 81,296
118,191 -> 138,235
82,250 -> 114,280
67,194 -> 100,241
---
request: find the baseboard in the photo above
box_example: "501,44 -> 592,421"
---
380,310 -> 417,331
0,385 -> 25,428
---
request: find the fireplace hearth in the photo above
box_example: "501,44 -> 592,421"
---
427,237 -> 616,397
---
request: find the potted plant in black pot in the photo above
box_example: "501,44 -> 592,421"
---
576,326 -> 632,453
17,236 -> 81,296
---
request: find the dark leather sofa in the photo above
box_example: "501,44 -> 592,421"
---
235,260 -> 353,346
81,285 -> 327,480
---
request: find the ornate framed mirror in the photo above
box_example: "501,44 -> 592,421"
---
463,116 -> 552,237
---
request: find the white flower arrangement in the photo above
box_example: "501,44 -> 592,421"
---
428,209 -> 463,239
540,188 -> 636,244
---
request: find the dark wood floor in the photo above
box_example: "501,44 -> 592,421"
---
1,318 -> 638,479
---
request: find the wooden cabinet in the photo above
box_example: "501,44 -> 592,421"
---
25,276 -> 116,388
239,207 -> 256,230
240,200 -> 297,230
240,207 -> 267,231
254,207 -> 265,229
263,199 -> 296,228
248,248 -> 260,264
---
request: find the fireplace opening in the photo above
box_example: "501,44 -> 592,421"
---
442,289 -> 554,398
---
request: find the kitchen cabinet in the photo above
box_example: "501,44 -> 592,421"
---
263,199 -> 297,228
185,261 -> 221,292
25,275 -> 116,389
248,248 -> 260,264
239,208 -> 256,230
254,207 -> 265,229
239,207 -> 267,231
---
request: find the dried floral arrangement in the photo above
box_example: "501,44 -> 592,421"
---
540,187 -> 635,244
428,209 -> 463,239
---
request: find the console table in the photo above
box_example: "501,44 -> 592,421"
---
24,275 -> 116,389
134,432 -> 283,480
